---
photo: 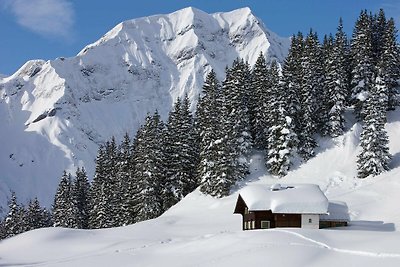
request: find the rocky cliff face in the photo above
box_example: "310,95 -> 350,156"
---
0,7 -> 289,208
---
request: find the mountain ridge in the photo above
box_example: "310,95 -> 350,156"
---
0,7 -> 290,209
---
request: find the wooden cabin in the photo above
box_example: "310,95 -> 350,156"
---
234,184 -> 349,230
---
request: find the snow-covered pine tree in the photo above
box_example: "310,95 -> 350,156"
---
25,198 -> 51,231
380,17 -> 400,110
3,192 -> 24,238
196,70 -> 229,197
319,34 -> 334,136
222,59 -> 252,181
134,112 -> 166,221
250,52 -> 270,149
118,133 -> 137,226
72,167 -> 90,229
266,60 -> 298,176
121,130 -> 142,225
53,171 -> 75,228
357,75 -> 391,178
164,97 -> 184,207
89,145 -> 110,229
178,94 -> 199,197
350,10 -> 375,120
164,95 -> 199,203
0,218 -> 5,240
371,9 -> 387,66
281,32 -> 304,138
298,30 -> 321,159
326,18 -> 349,137
104,137 -> 121,227
89,137 -> 121,228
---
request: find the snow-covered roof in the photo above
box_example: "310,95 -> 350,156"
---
320,201 -> 350,222
238,184 -> 329,214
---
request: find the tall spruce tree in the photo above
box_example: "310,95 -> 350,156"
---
350,10 -> 375,120
164,97 -> 184,207
298,30 -> 321,159
118,133 -> 137,226
89,145 -> 110,228
196,70 -> 229,197
326,18 -> 349,137
250,52 -> 271,149
53,171 -> 75,228
357,75 -> 391,178
164,95 -> 199,204
380,18 -> 400,110
104,137 -> 120,226
25,198 -> 51,231
222,59 -> 252,182
281,32 -> 304,135
178,95 -> 199,196
72,167 -> 90,229
3,192 -> 24,238
266,61 -> 298,176
134,112 -> 166,221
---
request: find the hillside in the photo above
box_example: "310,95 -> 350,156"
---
1,109 -> 400,266
0,7 -> 289,209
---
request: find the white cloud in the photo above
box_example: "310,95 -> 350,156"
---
3,0 -> 75,39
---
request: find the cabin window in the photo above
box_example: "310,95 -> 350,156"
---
308,218 -> 312,223
252,220 -> 255,229
261,221 -> 270,229
244,207 -> 249,214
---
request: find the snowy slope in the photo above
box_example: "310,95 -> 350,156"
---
0,7 -> 290,208
1,109 -> 400,266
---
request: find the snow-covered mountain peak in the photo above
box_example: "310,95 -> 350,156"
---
0,7 -> 290,209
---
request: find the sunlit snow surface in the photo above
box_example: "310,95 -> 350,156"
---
1,109 -> 400,266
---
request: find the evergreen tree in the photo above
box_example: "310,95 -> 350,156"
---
371,9 -> 387,65
165,95 -> 199,205
3,192 -> 24,238
320,34 -> 334,136
326,18 -> 349,137
164,97 -> 184,206
250,52 -> 271,149
281,32 -> 304,134
134,112 -> 166,221
25,198 -> 51,231
104,137 -> 120,227
196,70 -> 229,197
222,59 -> 252,182
53,171 -> 75,228
357,75 -> 391,178
380,18 -> 400,110
350,10 -> 375,120
298,30 -> 321,159
180,94 -> 200,196
267,108 -> 297,177
118,133 -> 137,226
266,61 -> 298,176
89,145 -> 108,229
72,167 -> 90,229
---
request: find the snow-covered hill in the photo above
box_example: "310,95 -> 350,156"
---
1,109 -> 400,266
0,7 -> 290,208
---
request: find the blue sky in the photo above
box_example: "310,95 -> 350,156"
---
1,0 -> 399,75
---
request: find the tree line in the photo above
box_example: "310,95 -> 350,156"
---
1,9 -> 399,238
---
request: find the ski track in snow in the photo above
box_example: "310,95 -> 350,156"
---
274,229 -> 400,259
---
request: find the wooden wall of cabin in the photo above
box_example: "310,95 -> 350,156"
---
274,214 -> 301,227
